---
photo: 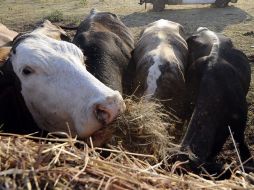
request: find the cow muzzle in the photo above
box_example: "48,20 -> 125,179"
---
94,92 -> 126,125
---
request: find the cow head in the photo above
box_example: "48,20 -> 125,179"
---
1,32 -> 125,141
85,9 -> 134,49
186,27 -> 213,64
89,8 -> 119,23
187,27 -> 233,64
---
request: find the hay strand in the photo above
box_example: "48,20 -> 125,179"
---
0,134 -> 254,189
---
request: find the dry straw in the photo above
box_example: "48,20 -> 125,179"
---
0,98 -> 253,189
108,98 -> 177,161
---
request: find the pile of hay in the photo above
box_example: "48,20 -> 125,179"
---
108,98 -> 178,161
0,134 -> 254,189
0,98 -> 254,189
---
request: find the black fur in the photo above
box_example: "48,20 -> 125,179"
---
0,58 -> 42,134
182,28 -> 252,168
73,10 -> 134,94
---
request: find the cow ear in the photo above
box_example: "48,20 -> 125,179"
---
186,35 -> 198,44
0,47 -> 11,66
186,35 -> 205,49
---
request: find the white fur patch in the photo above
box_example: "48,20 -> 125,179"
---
144,19 -> 180,36
158,31 -> 167,40
197,27 -> 208,32
155,19 -> 171,28
144,55 -> 163,99
206,30 -> 220,59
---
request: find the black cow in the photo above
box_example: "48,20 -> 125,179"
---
181,27 -> 252,169
73,9 -> 134,94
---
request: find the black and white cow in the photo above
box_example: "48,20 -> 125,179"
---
73,9 -> 134,94
128,19 -> 188,120
0,30 -> 126,145
181,27 -> 252,167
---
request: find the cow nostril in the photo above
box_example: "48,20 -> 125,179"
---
94,105 -> 112,125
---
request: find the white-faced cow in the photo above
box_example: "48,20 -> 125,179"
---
128,19 -> 188,120
181,27 -> 253,168
73,9 -> 134,94
0,31 -> 126,145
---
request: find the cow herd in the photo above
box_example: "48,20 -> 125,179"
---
0,9 -> 253,175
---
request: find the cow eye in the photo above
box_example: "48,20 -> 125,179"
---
22,66 -> 34,76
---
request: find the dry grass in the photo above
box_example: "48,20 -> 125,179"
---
108,98 -> 177,160
0,133 -> 254,189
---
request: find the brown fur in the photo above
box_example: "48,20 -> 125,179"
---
33,20 -> 70,41
0,23 -> 18,47
0,47 -> 11,65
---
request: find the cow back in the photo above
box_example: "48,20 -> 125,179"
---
129,20 -> 188,120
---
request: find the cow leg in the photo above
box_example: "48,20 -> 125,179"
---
231,127 -> 254,173
232,127 -> 253,165
235,133 -> 253,165
208,126 -> 229,161
229,107 -> 253,167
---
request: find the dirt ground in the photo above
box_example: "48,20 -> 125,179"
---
0,0 -> 254,160
0,0 -> 253,53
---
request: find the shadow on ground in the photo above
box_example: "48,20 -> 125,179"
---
121,5 -> 251,35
